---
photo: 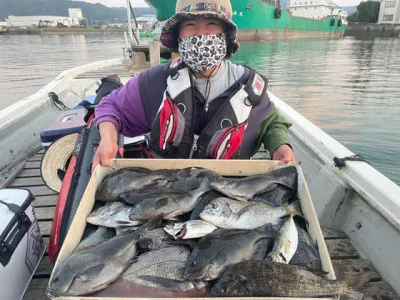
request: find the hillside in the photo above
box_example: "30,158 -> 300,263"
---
0,0 -> 155,23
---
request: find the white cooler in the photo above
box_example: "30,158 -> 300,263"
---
0,188 -> 46,300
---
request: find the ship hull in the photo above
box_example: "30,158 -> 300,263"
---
145,0 -> 347,40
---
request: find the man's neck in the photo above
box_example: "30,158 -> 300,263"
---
194,63 -> 221,79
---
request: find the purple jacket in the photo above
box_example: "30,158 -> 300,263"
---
95,65 -> 292,157
94,72 -> 151,137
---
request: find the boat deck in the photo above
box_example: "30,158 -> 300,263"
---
6,150 -> 397,300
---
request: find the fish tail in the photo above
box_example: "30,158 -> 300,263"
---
284,200 -> 302,217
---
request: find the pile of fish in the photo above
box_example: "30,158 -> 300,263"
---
48,165 -> 347,298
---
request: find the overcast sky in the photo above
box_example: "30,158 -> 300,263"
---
80,0 -> 363,8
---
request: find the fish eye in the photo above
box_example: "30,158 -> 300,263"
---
211,203 -> 218,209
191,260 -> 197,266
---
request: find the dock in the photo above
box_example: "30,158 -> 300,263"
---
3,149 -> 397,300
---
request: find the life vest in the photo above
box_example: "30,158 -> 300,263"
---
147,58 -> 268,159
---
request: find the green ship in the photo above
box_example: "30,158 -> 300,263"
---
144,0 -> 348,40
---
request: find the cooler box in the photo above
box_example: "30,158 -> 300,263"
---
40,108 -> 87,149
0,188 -> 46,300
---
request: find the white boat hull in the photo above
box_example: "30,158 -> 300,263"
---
0,59 -> 399,296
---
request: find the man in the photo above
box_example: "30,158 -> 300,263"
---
92,0 -> 295,170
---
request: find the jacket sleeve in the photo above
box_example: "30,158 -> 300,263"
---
94,75 -> 150,137
252,104 -> 292,156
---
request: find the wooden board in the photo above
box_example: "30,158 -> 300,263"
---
34,195 -> 58,207
27,186 -> 57,196
332,259 -> 381,282
35,255 -> 54,277
322,227 -> 348,239
9,177 -> 46,187
358,281 -> 399,300
325,238 -> 359,259
28,154 -> 44,161
35,206 -> 56,221
18,168 -> 42,178
25,161 -> 41,169
22,278 -> 49,300
39,221 -> 53,237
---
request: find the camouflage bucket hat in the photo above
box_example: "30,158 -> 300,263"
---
160,0 -> 240,58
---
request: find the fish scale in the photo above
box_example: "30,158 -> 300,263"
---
211,260 -> 347,297
121,246 -> 191,281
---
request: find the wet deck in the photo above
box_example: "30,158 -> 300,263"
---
6,150 -> 397,300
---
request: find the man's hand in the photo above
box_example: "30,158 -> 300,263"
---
91,140 -> 119,173
91,122 -> 119,173
272,144 -> 296,165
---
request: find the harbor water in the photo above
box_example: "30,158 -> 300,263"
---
0,35 -> 399,185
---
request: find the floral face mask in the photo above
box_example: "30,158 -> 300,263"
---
178,33 -> 227,73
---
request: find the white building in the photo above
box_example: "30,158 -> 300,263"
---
6,15 -> 79,28
287,0 -> 346,20
378,0 -> 400,24
136,14 -> 157,31
68,8 -> 83,20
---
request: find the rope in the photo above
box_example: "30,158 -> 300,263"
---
333,154 -> 367,168
49,92 -> 69,111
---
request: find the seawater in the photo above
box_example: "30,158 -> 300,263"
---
1,35 -> 399,185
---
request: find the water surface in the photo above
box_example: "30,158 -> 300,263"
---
1,35 -> 399,184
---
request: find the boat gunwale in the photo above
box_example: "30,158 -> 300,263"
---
270,93 -> 400,233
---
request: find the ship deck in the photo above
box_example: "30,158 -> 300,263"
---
6,150 -> 397,300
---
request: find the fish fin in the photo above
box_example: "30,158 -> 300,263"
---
236,203 -> 258,219
293,265 -> 329,277
293,215 -> 309,231
345,273 -> 374,290
284,200 -> 303,217
153,197 -> 170,210
76,264 -> 106,281
254,236 -> 275,259
138,215 -> 163,232
169,239 -> 199,250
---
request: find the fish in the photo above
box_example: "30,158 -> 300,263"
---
251,183 -> 297,207
189,190 -> 222,220
116,246 -> 204,292
86,202 -> 143,228
210,165 -> 298,201
210,260 -> 348,297
199,197 -> 301,229
167,167 -> 222,192
73,226 -> 115,253
48,229 -> 140,296
136,228 -> 174,252
266,215 -> 298,264
95,167 -> 172,202
129,177 -> 211,221
184,227 -> 276,281
290,225 -> 322,270
164,220 -> 218,239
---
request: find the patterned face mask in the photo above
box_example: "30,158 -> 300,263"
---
178,33 -> 227,73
